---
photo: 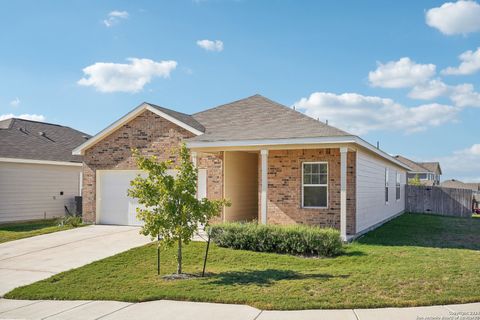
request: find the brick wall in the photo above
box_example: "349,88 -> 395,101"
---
259,148 -> 356,235
347,151 -> 356,235
197,152 -> 224,222
82,110 -> 195,223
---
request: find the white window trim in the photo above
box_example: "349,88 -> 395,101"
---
301,161 -> 328,209
396,171 -> 401,202
385,168 -> 389,205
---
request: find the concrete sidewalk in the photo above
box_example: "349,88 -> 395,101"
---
0,299 -> 478,320
0,225 -> 151,296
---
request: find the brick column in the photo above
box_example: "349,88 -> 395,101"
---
340,147 -> 347,241
191,151 -> 197,168
260,149 -> 268,224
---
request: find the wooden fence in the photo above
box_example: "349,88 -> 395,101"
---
406,185 -> 473,217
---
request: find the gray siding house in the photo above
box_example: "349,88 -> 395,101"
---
0,118 -> 89,222
394,155 -> 442,186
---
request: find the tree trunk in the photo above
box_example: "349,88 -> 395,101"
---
177,237 -> 182,274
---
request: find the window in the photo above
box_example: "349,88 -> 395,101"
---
396,172 -> 401,200
302,162 -> 328,208
417,173 -> 427,180
385,168 -> 389,204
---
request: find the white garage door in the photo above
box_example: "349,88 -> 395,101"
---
97,169 -> 206,226
97,170 -> 145,226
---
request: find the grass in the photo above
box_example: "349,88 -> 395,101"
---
0,219 -> 76,244
5,213 -> 480,310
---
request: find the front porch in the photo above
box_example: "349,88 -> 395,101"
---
192,145 -> 356,240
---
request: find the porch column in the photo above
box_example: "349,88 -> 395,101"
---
260,149 -> 268,224
191,151 -> 197,168
340,147 -> 348,241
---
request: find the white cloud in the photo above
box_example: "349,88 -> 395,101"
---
426,0 -> 480,35
0,113 -> 45,122
78,58 -> 177,93
103,10 -> 129,27
196,39 -> 224,52
408,79 -> 450,100
465,144 -> 480,155
368,57 -> 436,88
436,144 -> 480,181
295,92 -> 458,135
407,81 -> 480,107
9,97 -> 20,107
450,83 -> 480,107
442,47 -> 480,75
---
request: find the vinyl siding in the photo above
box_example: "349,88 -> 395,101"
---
0,162 -> 81,223
356,150 -> 406,233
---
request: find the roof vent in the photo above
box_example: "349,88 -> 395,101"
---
39,131 -> 46,137
82,135 -> 89,140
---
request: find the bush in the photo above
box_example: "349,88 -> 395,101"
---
209,223 -> 343,257
59,215 -> 83,228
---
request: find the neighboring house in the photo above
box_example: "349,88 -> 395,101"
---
0,118 -> 90,223
441,179 -> 480,210
394,155 -> 441,186
73,95 -> 410,240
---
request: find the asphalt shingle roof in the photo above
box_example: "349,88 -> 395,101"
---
394,155 -> 431,173
146,102 -> 205,133
188,94 -> 351,142
464,183 -> 480,192
439,180 -> 480,191
418,162 -> 442,175
0,118 -> 90,163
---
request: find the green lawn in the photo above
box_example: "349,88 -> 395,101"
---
5,213 -> 480,310
0,219 -> 76,244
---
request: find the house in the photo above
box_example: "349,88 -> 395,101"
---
394,155 -> 441,186
73,95 -> 410,240
0,118 -> 89,223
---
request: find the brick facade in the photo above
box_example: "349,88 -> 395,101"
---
82,110 -> 195,223
197,152 -> 224,222
259,148 -> 356,235
346,151 -> 356,234
81,110 -> 355,233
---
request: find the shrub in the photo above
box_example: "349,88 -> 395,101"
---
209,223 -> 342,257
59,215 -> 83,228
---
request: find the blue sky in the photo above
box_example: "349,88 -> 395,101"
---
1,0 -> 479,180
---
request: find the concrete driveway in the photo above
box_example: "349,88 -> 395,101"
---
0,225 -> 151,296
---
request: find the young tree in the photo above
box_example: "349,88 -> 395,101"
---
128,144 -> 229,274
408,174 -> 422,186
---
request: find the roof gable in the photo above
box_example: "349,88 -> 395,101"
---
419,162 -> 442,175
73,103 -> 204,155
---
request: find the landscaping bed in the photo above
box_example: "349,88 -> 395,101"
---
209,223 -> 342,257
0,218 -> 80,244
5,213 -> 480,310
